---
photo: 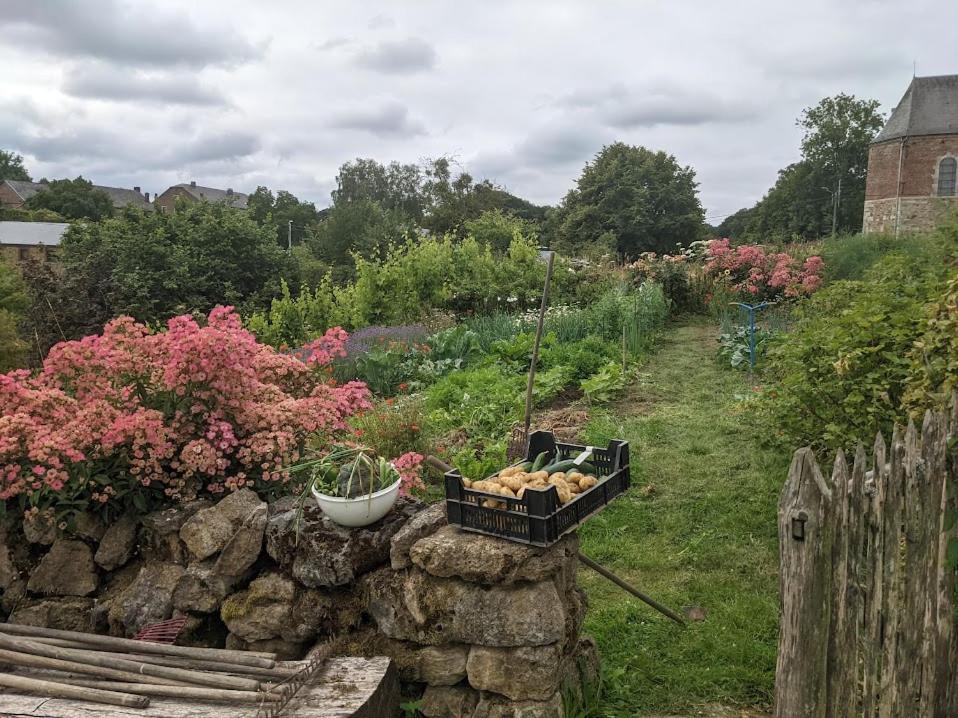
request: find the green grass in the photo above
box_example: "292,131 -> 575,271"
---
577,322 -> 787,716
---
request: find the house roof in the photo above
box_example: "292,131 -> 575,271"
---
0,221 -> 70,247
2,180 -> 44,202
172,183 -> 248,209
1,180 -> 153,210
874,74 -> 958,143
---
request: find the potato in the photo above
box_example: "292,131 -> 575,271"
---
499,486 -> 516,498
578,476 -> 598,490
462,477 -> 473,488
567,483 -> 582,494
556,485 -> 572,504
549,472 -> 566,482
471,480 -> 497,493
500,465 -> 520,478
516,485 -> 527,499
482,499 -> 505,509
499,475 -> 523,492
528,470 -> 549,483
531,478 -> 548,488
548,475 -> 569,488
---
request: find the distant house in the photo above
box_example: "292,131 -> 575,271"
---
0,180 -> 153,212
863,74 -> 958,235
154,181 -> 248,212
0,221 -> 70,264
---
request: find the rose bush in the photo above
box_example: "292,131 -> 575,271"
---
704,238 -> 824,300
0,307 -> 371,523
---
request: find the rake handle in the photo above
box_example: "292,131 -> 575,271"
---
523,251 -> 556,436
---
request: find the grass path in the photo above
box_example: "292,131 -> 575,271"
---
576,322 -> 787,717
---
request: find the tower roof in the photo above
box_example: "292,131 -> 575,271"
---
873,74 -> 958,143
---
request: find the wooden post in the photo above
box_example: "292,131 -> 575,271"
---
0,673 -> 149,708
862,433 -> 887,717
775,447 -> 833,718
825,449 -> 855,717
878,424 -> 906,718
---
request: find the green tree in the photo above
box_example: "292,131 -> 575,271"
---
0,257 -> 28,370
721,94 -> 884,240
0,150 -> 30,182
247,186 -> 320,249
462,209 -> 538,253
332,158 -> 425,222
554,142 -> 705,257
21,203 -> 293,355
798,93 -> 884,234
25,177 -> 114,221
304,199 -> 413,281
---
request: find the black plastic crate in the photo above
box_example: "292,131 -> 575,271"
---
444,430 -> 630,547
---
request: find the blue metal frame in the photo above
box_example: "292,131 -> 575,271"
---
730,302 -> 773,370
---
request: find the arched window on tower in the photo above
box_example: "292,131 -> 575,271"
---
939,157 -> 957,196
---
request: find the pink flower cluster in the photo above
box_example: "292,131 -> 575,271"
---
392,451 -> 425,496
704,238 -> 824,299
0,307 -> 371,517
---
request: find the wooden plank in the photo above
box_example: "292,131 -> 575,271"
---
774,447 -> 833,718
934,394 -> 958,717
862,433 -> 888,717
893,420 -> 923,716
825,449 -> 855,717
846,444 -> 869,717
878,424 -> 906,718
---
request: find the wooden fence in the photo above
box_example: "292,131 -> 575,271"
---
775,398 -> 958,717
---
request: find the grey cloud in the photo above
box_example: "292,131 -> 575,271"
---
329,102 -> 427,137
515,124 -> 611,167
353,38 -> 437,75
0,1 -> 260,68
62,65 -> 228,107
7,121 -> 260,171
559,83 -> 756,128
367,15 -> 396,30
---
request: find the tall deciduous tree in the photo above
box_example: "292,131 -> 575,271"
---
554,142 -> 705,257
24,176 -> 114,221
0,256 -> 28,370
21,202 -> 292,355
719,94 -> 884,240
0,150 -> 30,182
247,186 -> 321,249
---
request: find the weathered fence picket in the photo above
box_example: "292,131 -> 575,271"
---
775,397 -> 957,718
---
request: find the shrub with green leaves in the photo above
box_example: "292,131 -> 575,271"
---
424,365 -> 525,437
904,270 -> 958,414
760,252 -> 950,451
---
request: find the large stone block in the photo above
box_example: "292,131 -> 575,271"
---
220,571 -> 329,644
473,691 -> 564,718
95,514 -> 138,571
109,561 -> 184,635
9,597 -> 95,632
266,496 -> 421,588
172,559 -> 229,614
140,500 -> 209,565
466,644 -> 562,701
421,685 -> 480,718
27,540 -> 98,597
390,502 -> 447,570
408,526 -> 578,585
365,567 -> 566,647
179,489 -> 264,561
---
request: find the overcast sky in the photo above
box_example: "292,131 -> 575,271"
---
1,1 -> 955,223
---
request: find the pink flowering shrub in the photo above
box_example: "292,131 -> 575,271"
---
0,307 -> 371,521
392,451 -> 425,496
704,238 -> 824,300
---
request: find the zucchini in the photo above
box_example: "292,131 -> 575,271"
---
542,459 -> 596,474
518,461 -> 532,472
530,451 -> 550,472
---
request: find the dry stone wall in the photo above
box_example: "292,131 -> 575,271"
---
0,493 -> 597,717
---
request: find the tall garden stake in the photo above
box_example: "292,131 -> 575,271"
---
730,301 -> 773,382
508,250 -> 555,460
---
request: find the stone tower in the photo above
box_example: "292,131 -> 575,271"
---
863,75 -> 958,235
